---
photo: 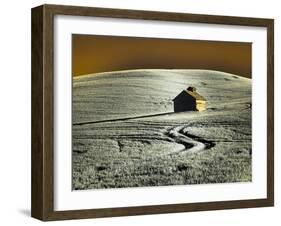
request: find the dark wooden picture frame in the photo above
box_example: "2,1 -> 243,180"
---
31,4 -> 274,221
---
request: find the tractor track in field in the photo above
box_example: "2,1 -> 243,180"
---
73,118 -> 216,156
164,125 -> 215,155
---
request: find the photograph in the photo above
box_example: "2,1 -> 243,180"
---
71,34 -> 252,190
30,3 -> 274,221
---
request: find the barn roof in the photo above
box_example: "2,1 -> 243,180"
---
186,90 -> 206,101
172,89 -> 206,101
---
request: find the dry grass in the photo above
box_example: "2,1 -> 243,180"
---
72,69 -> 252,190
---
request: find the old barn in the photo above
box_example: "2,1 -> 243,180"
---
173,87 -> 206,112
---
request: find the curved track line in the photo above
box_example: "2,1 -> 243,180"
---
165,126 -> 215,154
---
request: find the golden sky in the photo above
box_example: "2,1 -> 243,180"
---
72,34 -> 252,78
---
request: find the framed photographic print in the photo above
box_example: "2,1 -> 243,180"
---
31,4 -> 274,221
